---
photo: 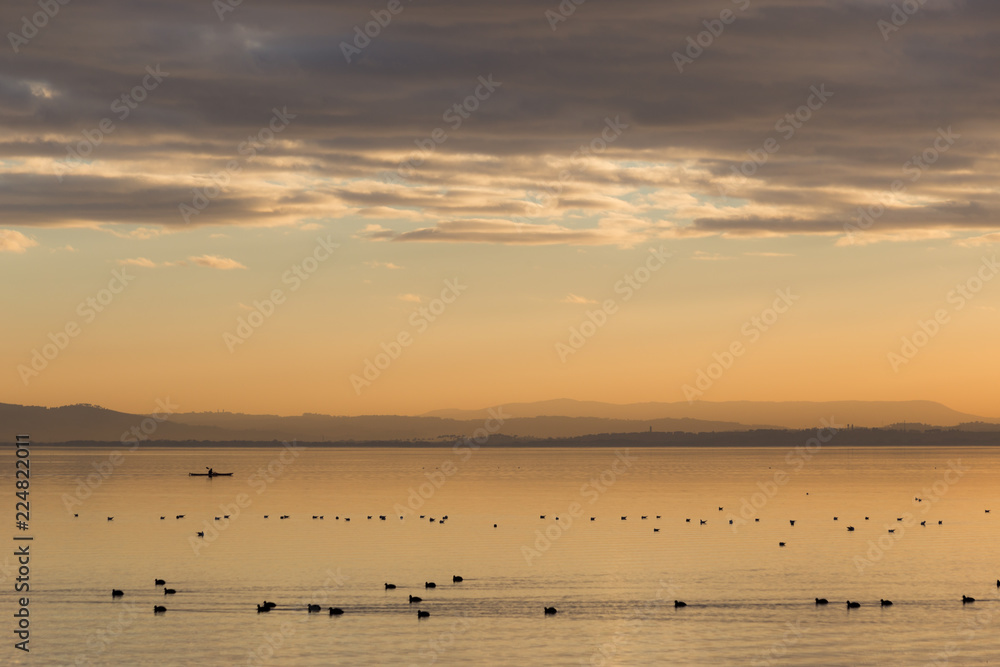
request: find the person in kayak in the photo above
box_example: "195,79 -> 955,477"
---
206,467 -> 214,476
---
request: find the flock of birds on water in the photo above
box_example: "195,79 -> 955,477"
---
93,498 -> 998,617
109,577 -> 1000,616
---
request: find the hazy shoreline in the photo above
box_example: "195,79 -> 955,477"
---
31,428 -> 1000,448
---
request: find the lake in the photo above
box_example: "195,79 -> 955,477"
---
2,443 -> 999,665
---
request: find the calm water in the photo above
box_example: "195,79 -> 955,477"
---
2,444 -> 999,665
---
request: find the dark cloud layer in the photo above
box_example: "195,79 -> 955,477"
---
1,0 -> 997,244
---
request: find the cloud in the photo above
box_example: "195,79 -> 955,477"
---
691,251 -> 731,261
189,255 -> 247,270
398,293 -> 422,303
562,294 -> 597,304
1,0 -> 999,246
119,257 -> 158,268
0,230 -> 37,253
956,232 -> 1000,247
363,218 -> 672,247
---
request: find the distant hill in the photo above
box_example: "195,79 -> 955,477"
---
2,399 -> 996,444
424,399 -> 997,429
0,403 -> 769,443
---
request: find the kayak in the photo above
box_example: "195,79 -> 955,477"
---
188,472 -> 233,477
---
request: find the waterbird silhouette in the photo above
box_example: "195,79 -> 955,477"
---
154,606 -> 166,613
779,542 -> 786,547
540,515 -> 545,519
425,582 -> 436,588
718,507 -> 723,511
308,604 -> 321,612
789,520 -> 795,526
453,576 -> 463,582
847,601 -> 860,608
155,579 -> 165,586
963,596 -> 975,603
996,580 -> 999,588
544,607 -> 557,615
700,520 -> 706,525
686,519 -> 691,522
880,599 -> 893,606
196,531 -> 205,537
112,589 -> 124,597
417,610 -> 430,618
674,601 -> 687,608
654,528 -> 660,532
263,601 -> 277,609
591,517 -> 595,521
815,598 -> 828,604
107,517 -> 114,521
621,516 -> 627,520
920,521 -> 926,526
642,516 -> 648,520
888,529 -> 895,534
409,595 -> 422,603
847,526 -> 855,531
329,607 -> 344,615
176,515 -> 185,519
833,517 -> 838,520
159,516 -> 163,520
385,583 -> 396,590
164,588 -> 176,595
257,604 -> 271,613
74,514 -> 79,517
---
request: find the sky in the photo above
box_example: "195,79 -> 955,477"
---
1,0 -> 998,417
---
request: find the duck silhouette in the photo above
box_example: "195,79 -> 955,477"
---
308,604 -> 321,612
385,583 -> 396,590
425,582 -> 436,588
963,596 -> 975,603
409,595 -> 422,603
263,601 -> 277,609
417,610 -> 430,618
452,576 -> 463,582
544,607 -> 557,615
164,589 -> 176,595
674,601 -> 687,608
880,599 -> 893,606
846,601 -> 860,608
329,607 -> 344,615
112,589 -> 124,597
154,606 -> 166,613
257,604 -> 271,613
815,598 -> 829,604
155,579 -> 165,586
